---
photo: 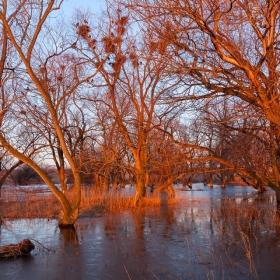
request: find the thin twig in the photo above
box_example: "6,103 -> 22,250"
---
29,238 -> 56,252
124,265 -> 132,280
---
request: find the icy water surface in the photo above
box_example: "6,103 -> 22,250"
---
1,184 -> 280,280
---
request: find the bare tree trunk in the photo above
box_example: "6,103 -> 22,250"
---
133,144 -> 149,206
153,177 -> 175,198
58,167 -> 67,193
187,175 -> 194,189
209,174 -> 213,188
134,171 -> 147,206
221,170 -> 226,189
167,184 -> 175,197
57,148 -> 67,193
203,174 -> 208,186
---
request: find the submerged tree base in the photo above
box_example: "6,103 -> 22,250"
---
58,209 -> 79,227
58,223 -> 76,228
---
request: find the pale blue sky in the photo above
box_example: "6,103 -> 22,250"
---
61,0 -> 106,16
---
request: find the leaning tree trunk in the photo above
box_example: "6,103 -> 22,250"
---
58,170 -> 81,227
0,134 -> 81,226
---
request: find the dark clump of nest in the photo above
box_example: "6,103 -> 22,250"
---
112,54 -> 126,72
39,67 -> 46,73
132,59 -> 138,68
49,87 -> 56,93
165,21 -> 173,32
113,36 -> 123,45
115,15 -> 128,36
102,36 -> 116,53
57,75 -> 63,81
149,39 -> 169,55
149,42 -> 158,52
129,52 -> 138,68
77,25 -> 91,38
129,52 -> 137,60
119,16 -> 129,25
158,41 -> 168,55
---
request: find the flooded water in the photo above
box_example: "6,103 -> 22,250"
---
1,184 -> 280,280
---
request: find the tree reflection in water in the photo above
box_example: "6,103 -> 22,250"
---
59,226 -> 79,245
1,186 -> 280,279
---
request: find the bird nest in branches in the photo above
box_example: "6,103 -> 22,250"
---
102,36 -> 116,53
77,25 -> 91,38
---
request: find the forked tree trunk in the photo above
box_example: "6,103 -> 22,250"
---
167,184 -> 175,197
153,178 -> 175,198
153,184 -> 175,197
59,208 -> 79,227
58,167 -> 67,193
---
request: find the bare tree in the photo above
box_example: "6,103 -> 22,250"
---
77,3 -> 184,205
126,0 -> 280,199
0,0 -> 99,226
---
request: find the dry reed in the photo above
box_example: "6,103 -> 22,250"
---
207,199 -> 280,279
0,187 -> 179,219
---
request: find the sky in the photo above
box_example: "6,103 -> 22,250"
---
60,0 -> 106,16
